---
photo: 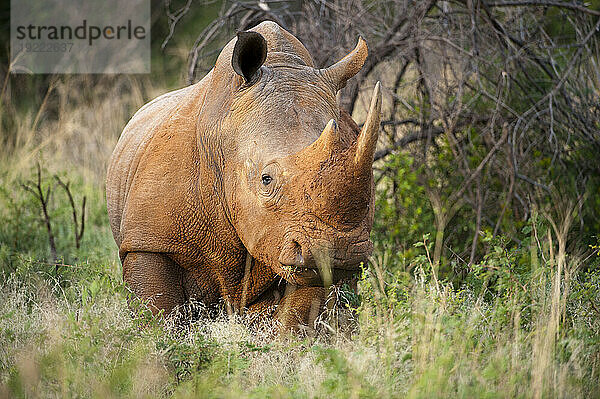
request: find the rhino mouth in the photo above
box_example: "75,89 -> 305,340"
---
277,266 -> 361,287
275,240 -> 372,286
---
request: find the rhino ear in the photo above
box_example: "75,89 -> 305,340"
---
232,31 -> 267,84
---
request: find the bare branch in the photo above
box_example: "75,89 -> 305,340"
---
21,163 -> 57,262
484,1 -> 600,17
374,126 -> 445,161
55,175 -> 86,250
161,0 -> 194,50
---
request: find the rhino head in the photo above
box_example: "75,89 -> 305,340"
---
220,23 -> 381,286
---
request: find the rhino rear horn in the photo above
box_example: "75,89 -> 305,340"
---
322,37 -> 368,91
232,31 -> 267,84
307,119 -> 342,156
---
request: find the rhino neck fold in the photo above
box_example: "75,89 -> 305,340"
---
193,123 -> 243,254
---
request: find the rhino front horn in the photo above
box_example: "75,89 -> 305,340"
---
322,37 -> 368,91
355,81 -> 382,167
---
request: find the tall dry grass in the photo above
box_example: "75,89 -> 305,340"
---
0,74 -> 165,184
1,225 -> 597,398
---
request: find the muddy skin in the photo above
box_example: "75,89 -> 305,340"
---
106,21 -> 381,332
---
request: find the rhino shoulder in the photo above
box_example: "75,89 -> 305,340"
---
106,79 -> 207,250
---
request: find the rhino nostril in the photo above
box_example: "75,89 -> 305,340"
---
278,240 -> 304,267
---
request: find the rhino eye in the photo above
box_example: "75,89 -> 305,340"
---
261,174 -> 273,185
257,162 -> 281,205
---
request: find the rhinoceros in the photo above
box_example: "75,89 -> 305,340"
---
106,21 -> 381,330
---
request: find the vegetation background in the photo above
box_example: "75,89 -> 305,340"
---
1,0 -> 599,397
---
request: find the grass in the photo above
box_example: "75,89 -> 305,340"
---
1,236 -> 598,398
0,77 -> 599,398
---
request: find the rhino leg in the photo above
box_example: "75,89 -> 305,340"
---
275,285 -> 327,332
123,252 -> 185,317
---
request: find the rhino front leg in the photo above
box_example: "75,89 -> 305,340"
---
275,285 -> 327,332
123,252 -> 185,317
